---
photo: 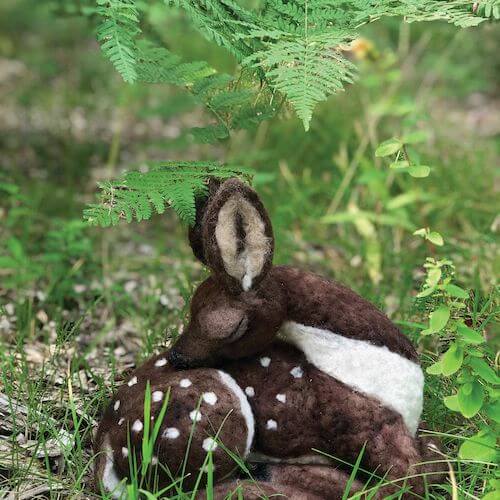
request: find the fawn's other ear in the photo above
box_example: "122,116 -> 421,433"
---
188,179 -> 221,264
202,178 -> 274,293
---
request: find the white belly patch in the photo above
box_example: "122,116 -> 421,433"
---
279,321 -> 424,435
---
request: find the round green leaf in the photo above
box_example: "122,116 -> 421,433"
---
426,360 -> 442,375
375,138 -> 402,157
459,429 -> 497,462
458,381 -> 484,418
417,285 -> 436,299
389,160 -> 409,171
457,323 -> 485,345
427,231 -> 444,246
482,492 -> 500,500
468,358 -> 500,384
429,305 -> 450,333
441,343 -> 464,376
408,165 -> 431,178
443,394 -> 460,412
444,284 -> 469,299
484,400 -> 500,424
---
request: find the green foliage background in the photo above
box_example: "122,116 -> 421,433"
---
0,0 -> 498,498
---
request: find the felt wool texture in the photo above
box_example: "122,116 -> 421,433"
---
95,349 -> 444,498
201,179 -> 275,294
217,370 -> 255,456
170,273 -> 287,365
93,179 -> 440,497
98,436 -> 126,499
177,178 -> 419,371
264,464 -> 375,500
271,265 -> 419,361
93,354 -> 253,495
280,321 -> 424,435
247,451 -> 332,465
214,194 -> 271,291
198,461 -> 373,500
222,341 -> 437,497
200,479 -> 324,500
188,178 -> 222,265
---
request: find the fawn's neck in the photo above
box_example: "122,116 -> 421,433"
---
271,265 -> 419,362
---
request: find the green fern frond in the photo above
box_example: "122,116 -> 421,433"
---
96,0 -> 140,83
247,32 -> 356,130
84,162 -> 254,227
471,0 -> 500,21
136,43 -> 215,85
171,0 -> 261,61
190,124 -> 230,143
92,0 -> 497,134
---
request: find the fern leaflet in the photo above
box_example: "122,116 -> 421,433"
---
96,0 -> 140,83
84,162 -> 254,226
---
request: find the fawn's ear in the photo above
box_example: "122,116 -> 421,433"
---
202,178 -> 274,293
188,179 -> 221,265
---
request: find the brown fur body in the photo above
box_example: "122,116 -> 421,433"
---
223,341 -> 428,496
95,348 -> 441,498
94,355 -> 251,493
94,179 -> 443,498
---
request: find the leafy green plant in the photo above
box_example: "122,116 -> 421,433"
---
418,255 -> 499,465
93,0 -> 495,133
376,132 -> 432,178
84,162 -> 253,226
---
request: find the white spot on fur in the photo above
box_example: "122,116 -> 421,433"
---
202,392 -> 217,405
179,378 -> 192,388
121,447 -> 128,458
127,376 -> 138,387
163,427 -> 180,439
202,437 -> 218,452
260,356 -> 271,367
152,391 -> 163,403
242,274 -> 252,291
100,436 -> 126,498
276,394 -> 286,403
245,386 -> 255,397
266,419 -> 278,430
290,366 -> 303,378
114,400 -> 120,411
218,370 -> 255,457
118,418 -> 125,426
279,321 -> 424,435
189,409 -> 202,422
132,419 -> 143,433
155,358 -> 167,367
427,442 -> 440,453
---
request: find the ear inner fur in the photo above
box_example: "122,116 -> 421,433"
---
215,195 -> 271,291
202,179 -> 274,294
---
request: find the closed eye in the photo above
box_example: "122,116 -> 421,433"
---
228,316 -> 248,342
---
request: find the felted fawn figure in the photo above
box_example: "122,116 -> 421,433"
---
94,353 -> 370,499
166,178 -> 442,496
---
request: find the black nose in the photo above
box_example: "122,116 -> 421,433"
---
168,349 -> 191,370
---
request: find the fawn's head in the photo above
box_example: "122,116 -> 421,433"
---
169,178 -> 287,368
